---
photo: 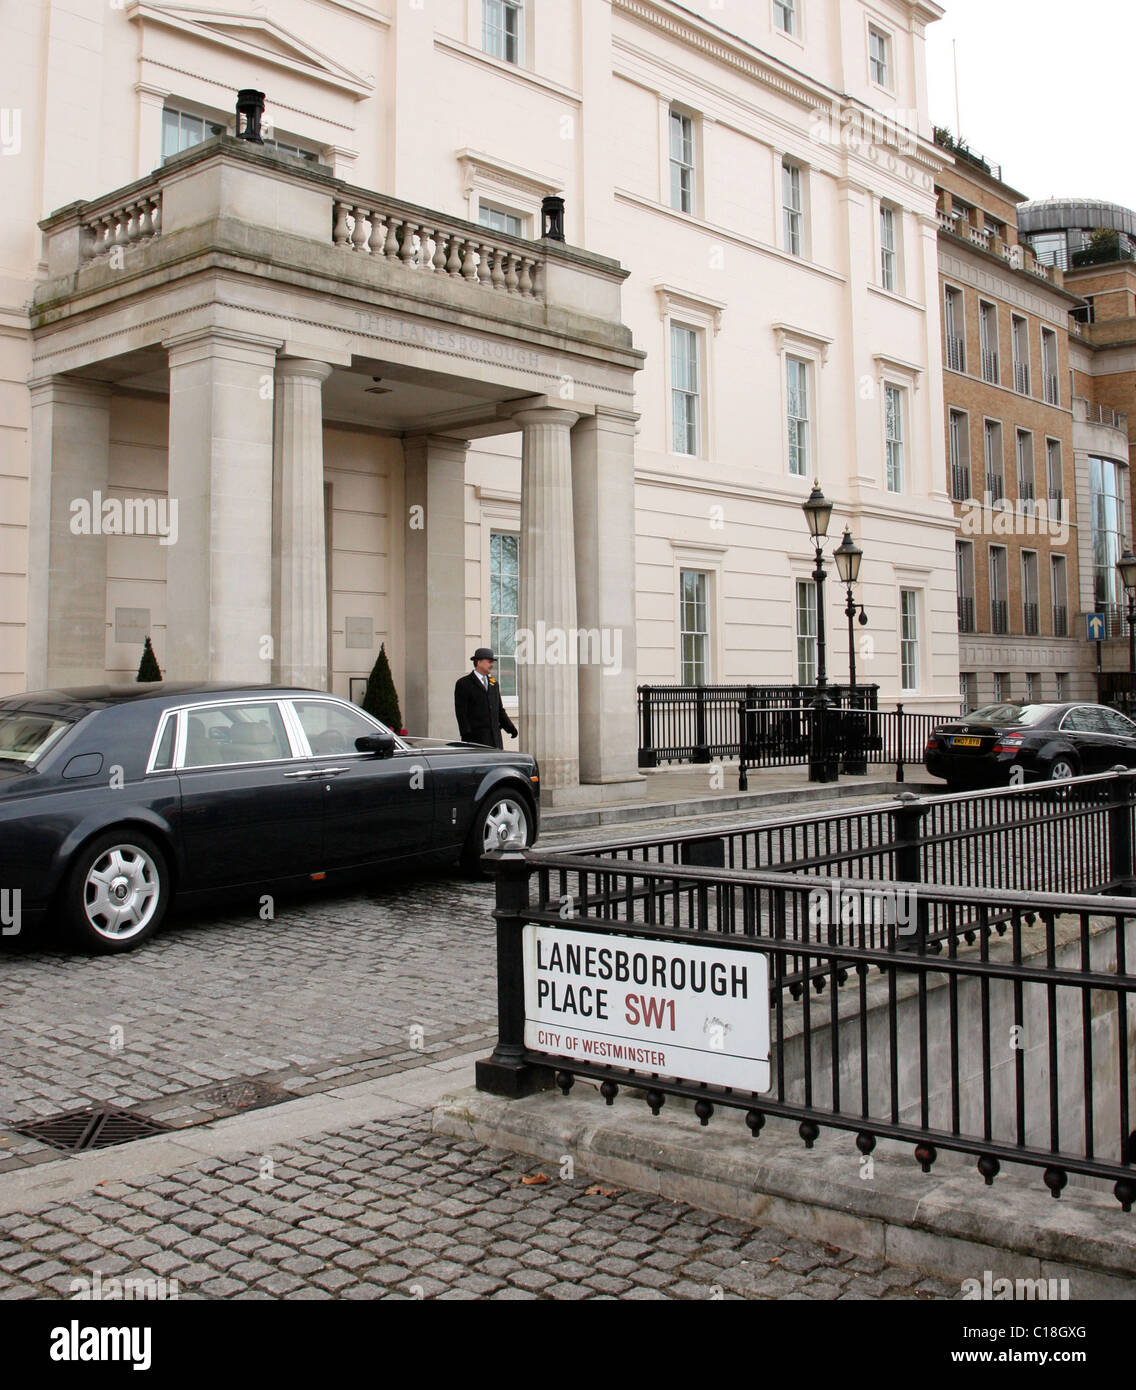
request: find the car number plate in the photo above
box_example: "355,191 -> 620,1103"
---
951,736 -> 981,748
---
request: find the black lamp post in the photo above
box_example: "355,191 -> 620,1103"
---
833,527 -> 869,774
1117,546 -> 1136,713
802,482 -> 838,783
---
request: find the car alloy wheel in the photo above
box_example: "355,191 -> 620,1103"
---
65,831 -> 170,951
1049,758 -> 1076,782
83,843 -> 162,939
482,796 -> 530,853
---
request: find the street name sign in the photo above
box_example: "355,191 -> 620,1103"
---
522,924 -> 771,1092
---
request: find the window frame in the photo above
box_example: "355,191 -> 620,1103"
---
899,588 -> 920,693
948,408 -> 971,501
956,540 -> 975,633
884,382 -> 906,493
879,202 -> 899,292
478,201 -> 528,238
489,530 -> 520,700
786,355 -> 812,477
1011,313 -> 1031,396
669,320 -> 702,458
1016,429 -> 1036,513
773,0 -> 799,37
782,157 -> 805,258
668,106 -> 697,215
979,300 -> 1000,384
984,417 -> 1005,500
1051,552 -> 1068,637
943,285 -> 966,373
482,0 -> 524,66
795,578 -> 818,686
989,545 -> 1009,634
1021,549 -> 1040,636
679,569 -> 711,685
868,23 -> 893,92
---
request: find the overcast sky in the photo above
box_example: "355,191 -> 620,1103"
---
925,0 -> 1135,211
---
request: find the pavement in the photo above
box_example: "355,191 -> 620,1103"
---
0,776 -> 965,1300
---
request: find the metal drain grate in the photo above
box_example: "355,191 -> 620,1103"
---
196,1080 -> 292,1112
7,1106 -> 170,1153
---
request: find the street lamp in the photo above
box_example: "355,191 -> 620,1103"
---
833,527 -> 869,774
1117,546 -> 1136,712
802,481 -> 838,783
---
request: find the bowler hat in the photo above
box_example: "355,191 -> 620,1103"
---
471,647 -> 496,663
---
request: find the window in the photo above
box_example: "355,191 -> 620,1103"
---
979,302 -> 999,384
670,324 -> 700,456
774,0 -> 797,35
1046,438 -> 1063,508
787,357 -> 810,476
669,108 -> 695,214
869,24 -> 891,88
1051,554 -> 1068,637
880,205 -> 898,291
944,287 -> 965,372
884,384 -> 904,492
1025,673 -> 1038,703
949,410 -> 970,500
960,671 -> 976,712
293,699 -> 386,756
782,160 -> 804,256
1056,672 -> 1067,701
1042,328 -> 1059,405
263,136 -> 318,162
479,203 -> 525,238
490,533 -> 519,699
956,542 -> 975,632
993,672 -> 1006,703
1016,430 -> 1035,513
182,702 -> 292,768
1090,455 -> 1124,612
483,0 -> 522,64
1012,315 -> 1030,395
162,106 -> 207,161
984,419 -> 1004,499
796,580 -> 817,685
900,590 -> 919,691
1022,551 -> 1039,635
1032,232 -> 1069,270
680,570 -> 709,684
990,547 -> 1008,634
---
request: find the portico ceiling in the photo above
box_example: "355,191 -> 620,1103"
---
69,347 -> 537,436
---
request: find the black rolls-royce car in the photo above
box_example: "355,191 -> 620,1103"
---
0,683 -> 539,953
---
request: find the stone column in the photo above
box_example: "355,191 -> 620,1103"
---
272,358 -> 333,690
26,376 -> 112,687
571,408 -> 645,793
403,435 -> 469,737
514,407 -> 580,793
165,329 -> 279,683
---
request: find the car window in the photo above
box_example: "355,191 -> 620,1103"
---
181,702 -> 292,767
1062,707 -> 1107,734
292,699 -> 387,757
0,710 -> 73,765
150,714 -> 177,771
1099,707 -> 1136,737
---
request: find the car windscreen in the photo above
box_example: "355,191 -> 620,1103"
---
0,710 -> 74,765
1002,704 -> 1056,728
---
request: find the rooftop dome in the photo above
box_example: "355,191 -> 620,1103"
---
1018,198 -> 1136,237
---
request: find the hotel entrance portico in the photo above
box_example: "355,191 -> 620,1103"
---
29,137 -> 645,802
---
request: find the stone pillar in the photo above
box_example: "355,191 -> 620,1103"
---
571,408 -> 645,792
514,407 -> 580,793
165,329 -> 278,683
26,377 -> 112,687
403,435 -> 469,738
272,358 -> 333,690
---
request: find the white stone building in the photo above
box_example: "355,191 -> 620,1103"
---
2,0 -> 959,801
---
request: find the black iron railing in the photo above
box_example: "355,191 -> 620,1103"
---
958,596 -> 975,632
637,684 -> 878,768
479,778 -> 1136,1206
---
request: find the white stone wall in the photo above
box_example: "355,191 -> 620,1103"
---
5,0 -> 959,710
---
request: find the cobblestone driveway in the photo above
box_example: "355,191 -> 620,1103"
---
0,1110 -> 957,1301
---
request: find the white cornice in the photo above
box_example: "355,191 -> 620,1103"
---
456,148 -> 563,201
126,2 -> 375,96
874,352 -> 924,390
655,282 -> 727,333
773,322 -> 835,365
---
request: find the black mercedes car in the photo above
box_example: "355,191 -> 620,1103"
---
924,701 -> 1136,788
0,684 -> 539,953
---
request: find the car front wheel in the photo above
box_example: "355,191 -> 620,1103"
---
63,830 -> 169,953
462,792 -> 533,875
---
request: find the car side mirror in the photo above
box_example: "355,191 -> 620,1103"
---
355,732 -> 396,759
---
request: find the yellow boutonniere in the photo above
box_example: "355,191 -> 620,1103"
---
488,677 -> 496,685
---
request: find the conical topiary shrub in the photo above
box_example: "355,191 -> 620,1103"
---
136,636 -> 162,682
361,643 -> 404,731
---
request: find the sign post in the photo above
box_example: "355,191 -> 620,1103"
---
1087,613 -> 1105,702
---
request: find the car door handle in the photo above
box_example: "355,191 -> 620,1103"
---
313,767 -> 350,777
283,769 -> 323,780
